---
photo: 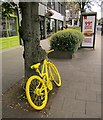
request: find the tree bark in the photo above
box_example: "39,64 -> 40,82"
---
78,2 -> 86,26
19,2 -> 46,80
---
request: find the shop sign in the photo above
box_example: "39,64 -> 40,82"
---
81,12 -> 97,48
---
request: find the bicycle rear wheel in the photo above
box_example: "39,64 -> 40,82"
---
48,62 -> 61,87
26,75 -> 48,110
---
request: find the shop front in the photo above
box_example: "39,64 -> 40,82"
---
58,20 -> 63,30
0,14 -> 20,50
39,16 -> 45,40
47,18 -> 56,37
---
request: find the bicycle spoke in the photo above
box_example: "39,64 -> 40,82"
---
26,76 -> 48,110
30,85 -> 34,91
29,90 -> 34,93
29,81 -> 46,106
30,82 -> 36,90
31,94 -> 36,102
40,85 -> 45,93
36,81 -> 41,88
34,96 -> 42,106
48,63 -> 61,87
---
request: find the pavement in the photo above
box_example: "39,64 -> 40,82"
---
1,31 -> 102,119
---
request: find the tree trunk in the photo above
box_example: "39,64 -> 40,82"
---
79,2 -> 86,26
19,2 -> 46,81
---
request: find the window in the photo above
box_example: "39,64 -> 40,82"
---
47,1 -> 55,10
0,16 -> 18,38
51,2 -> 55,10
50,19 -> 56,33
58,2 -> 61,13
39,16 -> 45,40
47,18 -> 56,36
70,11 -> 72,17
58,20 -> 63,30
61,4 -> 63,14
47,2 -> 51,8
1,17 -> 8,38
8,17 -> 17,37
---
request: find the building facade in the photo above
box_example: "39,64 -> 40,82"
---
39,2 -> 66,40
0,2 -> 20,50
0,2 -> 66,50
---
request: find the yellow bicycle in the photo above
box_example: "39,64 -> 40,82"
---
26,49 -> 62,110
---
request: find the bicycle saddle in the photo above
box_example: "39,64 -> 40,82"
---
31,63 -> 40,69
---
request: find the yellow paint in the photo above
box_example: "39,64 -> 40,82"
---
0,14 -> 20,50
26,50 -> 62,110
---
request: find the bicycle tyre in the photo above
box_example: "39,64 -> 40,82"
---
26,75 -> 48,110
48,62 -> 61,87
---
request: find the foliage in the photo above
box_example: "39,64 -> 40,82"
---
1,2 -> 18,17
67,26 -> 81,32
49,29 -> 84,53
66,0 -> 101,14
66,2 -> 80,12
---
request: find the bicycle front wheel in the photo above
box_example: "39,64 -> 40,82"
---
26,76 -> 48,110
48,62 -> 61,87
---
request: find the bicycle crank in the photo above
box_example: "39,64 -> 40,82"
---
46,80 -> 53,91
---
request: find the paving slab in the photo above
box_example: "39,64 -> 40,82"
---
86,101 -> 101,117
2,31 -> 101,119
2,46 -> 24,94
62,99 -> 86,114
75,90 -> 97,102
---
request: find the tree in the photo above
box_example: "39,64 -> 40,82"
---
66,2 -> 80,11
66,2 -> 80,15
66,2 -> 85,15
1,2 -> 18,17
2,2 -> 46,81
78,0 -> 102,14
19,2 -> 46,80
66,0 -> 101,15
66,0 -> 101,26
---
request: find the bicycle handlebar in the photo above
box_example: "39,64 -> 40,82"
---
46,49 -> 54,54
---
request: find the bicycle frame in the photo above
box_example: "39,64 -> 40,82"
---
35,59 -> 54,90
26,49 -> 61,110
30,49 -> 55,90
35,59 -> 49,80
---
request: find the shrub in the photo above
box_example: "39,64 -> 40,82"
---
68,26 -> 81,32
49,29 -> 84,53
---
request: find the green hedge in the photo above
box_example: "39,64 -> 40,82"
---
49,29 -> 84,53
68,26 -> 81,32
